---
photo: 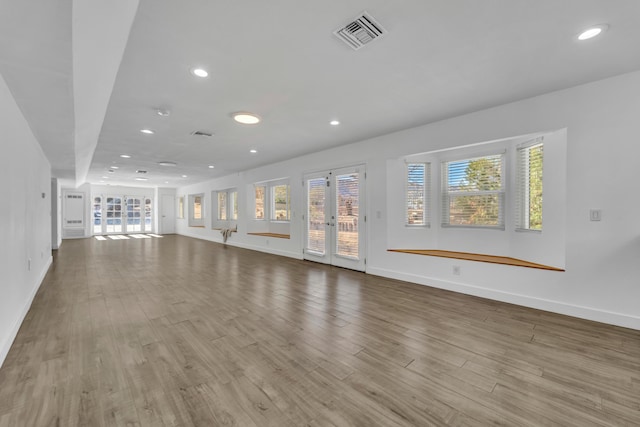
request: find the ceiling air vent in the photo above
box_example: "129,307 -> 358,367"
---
191,130 -> 213,138
136,170 -> 147,174
334,12 -> 386,50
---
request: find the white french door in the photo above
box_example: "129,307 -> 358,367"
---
303,165 -> 366,271
93,195 -> 153,234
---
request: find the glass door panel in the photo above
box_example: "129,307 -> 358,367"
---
105,196 -> 123,233
93,196 -> 102,234
336,173 -> 359,258
126,197 -> 142,232
144,198 -> 153,232
306,177 -> 328,256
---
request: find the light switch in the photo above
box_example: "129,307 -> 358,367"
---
589,209 -> 602,221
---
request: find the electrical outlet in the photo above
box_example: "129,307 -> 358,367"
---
589,209 -> 602,221
452,265 -> 461,275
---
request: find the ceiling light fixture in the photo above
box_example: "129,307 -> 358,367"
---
249,149 -> 257,154
158,161 -> 177,167
140,129 -> 155,134
181,175 -> 188,178
156,109 -> 170,117
232,112 -> 261,124
208,165 -> 215,169
191,67 -> 208,78
110,166 -> 119,169
135,177 -> 148,181
120,154 -> 131,158
330,120 -> 340,126
578,24 -> 608,41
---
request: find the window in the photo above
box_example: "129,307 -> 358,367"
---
271,184 -> 291,221
231,190 -> 238,220
178,196 -> 184,219
442,153 -> 504,228
406,163 -> 430,226
188,193 -> 205,226
255,185 -> 265,219
193,195 -> 203,219
516,138 -> 543,231
218,192 -> 227,220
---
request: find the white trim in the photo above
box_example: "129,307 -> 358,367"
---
0,256 -> 53,368
367,266 -> 640,331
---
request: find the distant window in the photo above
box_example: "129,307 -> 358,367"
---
516,138 -> 543,231
442,153 -> 504,228
178,196 -> 184,219
217,192 -> 227,220
271,184 -> 291,221
406,163 -> 430,226
254,185 -> 266,219
193,195 -> 203,219
231,191 -> 238,220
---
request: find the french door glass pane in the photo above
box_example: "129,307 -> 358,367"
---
144,198 -> 152,232
105,197 -> 122,233
336,173 -> 359,258
93,196 -> 102,234
127,198 -> 142,232
307,178 -> 326,254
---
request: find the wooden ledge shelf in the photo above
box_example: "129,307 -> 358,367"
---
189,225 -> 205,228
388,249 -> 564,271
247,232 -> 290,239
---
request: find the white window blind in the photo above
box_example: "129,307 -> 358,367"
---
516,138 -> 543,231
442,153 -> 504,228
217,192 -> 227,220
406,163 -> 430,226
231,191 -> 238,220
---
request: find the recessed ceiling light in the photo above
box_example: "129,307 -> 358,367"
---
165,181 -> 169,184
191,67 -> 208,78
208,165 -> 215,169
181,175 -> 188,178
578,24 -> 608,41
120,154 -> 131,158
102,176 -> 108,179
135,177 -> 148,181
232,112 -> 261,124
158,161 -> 177,167
156,109 -> 170,117
249,149 -> 258,154
330,120 -> 340,126
99,180 -> 105,183
110,166 -> 119,169
140,129 -> 155,134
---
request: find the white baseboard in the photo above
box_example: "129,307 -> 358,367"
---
367,266 -> 640,331
0,255 -> 52,368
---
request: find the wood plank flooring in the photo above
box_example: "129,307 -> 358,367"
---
0,235 -> 638,426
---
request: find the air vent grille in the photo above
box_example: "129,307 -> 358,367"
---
191,130 -> 213,137
334,12 -> 386,50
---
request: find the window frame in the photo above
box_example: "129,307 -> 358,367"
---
405,162 -> 430,227
270,183 -> 291,222
441,152 -> 505,230
516,138 -> 544,232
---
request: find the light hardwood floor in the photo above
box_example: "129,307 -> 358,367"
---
0,235 -> 638,426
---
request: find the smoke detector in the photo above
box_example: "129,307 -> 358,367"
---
334,12 -> 386,50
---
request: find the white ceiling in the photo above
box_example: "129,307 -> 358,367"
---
2,0 -> 640,188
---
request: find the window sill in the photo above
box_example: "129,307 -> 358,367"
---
387,249 -> 563,271
247,232 -> 290,239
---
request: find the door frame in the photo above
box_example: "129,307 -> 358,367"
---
303,164 -> 366,271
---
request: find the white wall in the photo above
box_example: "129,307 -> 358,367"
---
176,70 -> 640,330
0,74 -> 53,367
